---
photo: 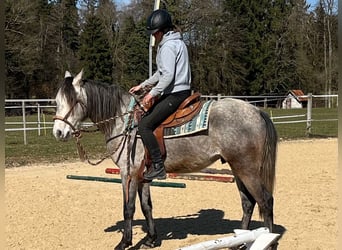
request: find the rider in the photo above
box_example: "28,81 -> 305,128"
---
129,9 -> 191,181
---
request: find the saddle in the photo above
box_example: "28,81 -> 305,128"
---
135,92 -> 203,167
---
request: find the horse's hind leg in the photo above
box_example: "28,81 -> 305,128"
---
235,173 -> 274,232
138,182 -> 158,247
238,177 -> 276,249
235,176 -> 256,230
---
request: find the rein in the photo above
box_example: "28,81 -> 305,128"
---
53,99 -> 136,166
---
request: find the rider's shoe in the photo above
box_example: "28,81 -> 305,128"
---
144,162 -> 167,181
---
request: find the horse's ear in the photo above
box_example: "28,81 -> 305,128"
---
74,69 -> 83,83
65,71 -> 72,78
72,69 -> 83,91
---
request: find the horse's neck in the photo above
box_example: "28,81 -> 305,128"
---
86,87 -> 131,138
103,95 -> 133,158
109,96 -> 131,136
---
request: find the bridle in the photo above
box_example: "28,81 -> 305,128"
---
53,96 -> 137,165
53,99 -> 87,134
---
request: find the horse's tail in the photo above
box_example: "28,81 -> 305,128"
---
259,110 -> 278,197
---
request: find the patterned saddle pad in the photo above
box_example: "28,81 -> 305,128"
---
163,100 -> 213,138
125,98 -> 214,138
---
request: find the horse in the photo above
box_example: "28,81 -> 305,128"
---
52,70 -> 278,250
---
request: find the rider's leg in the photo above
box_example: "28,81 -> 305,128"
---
138,90 -> 190,181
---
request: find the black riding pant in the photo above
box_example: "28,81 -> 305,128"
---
138,90 -> 191,163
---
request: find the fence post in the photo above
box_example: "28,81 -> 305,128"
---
306,93 -> 312,135
37,103 -> 41,136
22,101 -> 27,145
264,98 -> 267,108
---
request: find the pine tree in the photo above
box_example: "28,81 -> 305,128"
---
116,15 -> 149,89
50,0 -> 81,87
62,0 -> 79,53
79,11 -> 113,83
261,0 -> 295,94
223,0 -> 298,95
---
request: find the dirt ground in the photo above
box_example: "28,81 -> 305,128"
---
5,138 -> 337,250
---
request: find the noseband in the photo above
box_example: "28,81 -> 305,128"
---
53,99 -> 87,134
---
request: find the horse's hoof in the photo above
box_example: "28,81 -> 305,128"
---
268,242 -> 279,250
140,241 -> 157,249
114,240 -> 132,250
140,234 -> 157,248
140,243 -> 154,249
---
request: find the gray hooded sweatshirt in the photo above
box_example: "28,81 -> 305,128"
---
141,31 -> 191,97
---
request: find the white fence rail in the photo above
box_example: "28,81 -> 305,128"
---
5,94 -> 338,145
5,99 -> 55,145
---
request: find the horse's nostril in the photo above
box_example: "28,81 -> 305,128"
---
65,131 -> 70,138
56,130 -> 62,138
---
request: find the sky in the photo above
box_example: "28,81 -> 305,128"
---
306,0 -> 339,12
114,0 -> 131,7
306,0 -> 318,9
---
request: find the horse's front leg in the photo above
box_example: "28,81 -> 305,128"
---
138,182 -> 157,247
114,176 -> 139,250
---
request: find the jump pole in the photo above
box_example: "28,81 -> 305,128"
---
105,168 -> 235,183
66,175 -> 186,188
177,227 -> 280,250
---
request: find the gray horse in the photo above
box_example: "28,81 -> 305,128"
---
53,70 -> 278,249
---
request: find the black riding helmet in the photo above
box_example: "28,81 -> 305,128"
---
146,9 -> 173,35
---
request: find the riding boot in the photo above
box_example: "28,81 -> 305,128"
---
144,148 -> 167,181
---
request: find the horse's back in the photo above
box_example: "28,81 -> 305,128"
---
209,98 -> 265,130
162,98 -> 271,170
206,98 -> 270,159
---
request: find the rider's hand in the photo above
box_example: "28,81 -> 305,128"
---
142,93 -> 154,112
129,85 -> 142,94
142,93 -> 153,105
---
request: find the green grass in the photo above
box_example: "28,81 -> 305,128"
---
5,108 -> 337,167
263,108 -> 338,139
5,114 -> 107,167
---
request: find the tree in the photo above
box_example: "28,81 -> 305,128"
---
318,0 -> 337,106
62,0 -> 79,52
114,14 -> 149,89
49,0 -> 81,94
97,0 -> 119,82
78,7 -> 113,83
4,0 -> 338,99
261,0 -> 296,94
32,0 -> 62,98
5,0 -> 42,98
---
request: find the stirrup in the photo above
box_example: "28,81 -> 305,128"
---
144,163 -> 166,181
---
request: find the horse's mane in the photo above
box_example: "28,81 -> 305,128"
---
82,79 -> 127,123
60,77 -> 128,133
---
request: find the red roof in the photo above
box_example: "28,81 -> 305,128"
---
288,90 -> 307,102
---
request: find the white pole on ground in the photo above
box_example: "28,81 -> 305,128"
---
177,227 -> 270,250
247,233 -> 280,250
